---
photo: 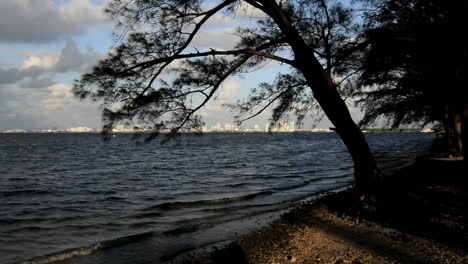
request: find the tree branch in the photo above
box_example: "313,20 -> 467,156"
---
171,55 -> 254,133
119,39 -> 292,76
129,0 -> 237,98
237,89 -> 290,124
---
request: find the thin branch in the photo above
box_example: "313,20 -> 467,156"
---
172,55 -> 254,133
237,90 -> 289,123
130,0 -> 237,97
336,69 -> 360,88
237,82 -> 307,124
119,39 -> 291,75
331,39 -> 370,69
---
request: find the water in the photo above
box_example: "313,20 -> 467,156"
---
0,132 -> 433,264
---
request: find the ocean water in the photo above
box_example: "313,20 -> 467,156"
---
0,132 -> 433,264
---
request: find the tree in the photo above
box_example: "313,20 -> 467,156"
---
74,0 -> 381,193
356,0 -> 468,158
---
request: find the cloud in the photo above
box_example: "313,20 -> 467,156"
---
55,40 -> 101,72
192,27 -> 239,50
42,83 -> 74,111
0,82 -> 100,130
0,0 -> 106,43
19,77 -> 56,89
232,2 -> 268,19
0,40 -> 101,88
21,52 -> 59,70
217,79 -> 242,101
20,40 -> 101,73
197,79 -> 246,124
0,39 -> 104,130
0,66 -> 44,85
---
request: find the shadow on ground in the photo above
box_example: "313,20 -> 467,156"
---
190,158 -> 467,264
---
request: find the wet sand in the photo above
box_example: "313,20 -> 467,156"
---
188,157 -> 468,264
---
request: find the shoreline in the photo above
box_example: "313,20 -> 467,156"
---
187,156 -> 467,264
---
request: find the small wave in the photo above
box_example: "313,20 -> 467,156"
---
226,182 -> 251,188
7,177 -> 28,182
162,226 -> 200,236
20,244 -> 102,264
198,202 -> 278,214
140,178 -> 341,214
143,190 -> 273,211
101,195 -> 125,201
4,225 -> 55,234
1,189 -> 50,198
271,178 -> 322,191
130,211 -> 162,219
20,232 -> 156,264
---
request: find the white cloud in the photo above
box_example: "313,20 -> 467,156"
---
0,66 -> 44,85
200,13 -> 235,27
197,79 -> 245,124
21,53 -> 59,70
0,82 -> 100,130
17,40 -> 101,74
42,83 -> 74,111
217,79 -> 242,101
192,27 -> 239,50
0,40 -> 103,129
0,0 -> 106,43
19,77 -> 56,89
0,40 -> 100,92
232,1 -> 268,19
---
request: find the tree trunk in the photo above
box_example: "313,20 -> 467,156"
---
462,103 -> 468,167
452,106 -> 463,156
443,105 -> 457,156
260,0 -> 381,194
297,57 -> 381,194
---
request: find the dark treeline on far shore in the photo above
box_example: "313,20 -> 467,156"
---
361,128 -> 432,133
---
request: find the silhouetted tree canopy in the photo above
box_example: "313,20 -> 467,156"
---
75,0 -> 383,193
74,0 -> 367,135
355,0 -> 468,156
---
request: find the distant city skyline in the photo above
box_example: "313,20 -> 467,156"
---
0,121 -> 329,133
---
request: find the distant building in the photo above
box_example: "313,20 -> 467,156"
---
311,128 -> 333,132
290,121 -> 295,131
66,127 -> 95,132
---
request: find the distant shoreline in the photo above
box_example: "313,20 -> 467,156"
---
0,129 -> 433,134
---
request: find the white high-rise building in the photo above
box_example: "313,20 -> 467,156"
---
290,121 -> 295,131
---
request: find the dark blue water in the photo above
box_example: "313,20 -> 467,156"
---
0,132 -> 433,264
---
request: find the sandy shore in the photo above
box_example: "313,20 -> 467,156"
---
187,157 -> 467,264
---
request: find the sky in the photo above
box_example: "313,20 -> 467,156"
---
0,0 -> 363,131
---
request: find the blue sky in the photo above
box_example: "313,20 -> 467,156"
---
0,0 -> 362,130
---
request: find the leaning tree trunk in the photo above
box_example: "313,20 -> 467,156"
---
463,103 -> 468,167
443,104 -> 458,156
452,106 -> 463,156
262,0 -> 381,194
297,55 -> 381,194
